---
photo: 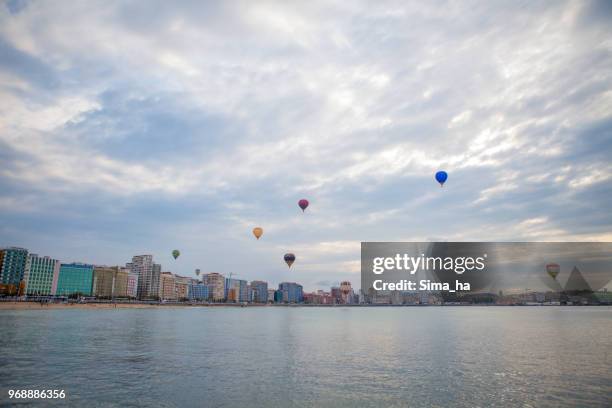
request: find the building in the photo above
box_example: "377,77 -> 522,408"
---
278,282 -> 303,303
55,263 -> 94,297
0,247 -> 28,294
23,254 -> 60,296
189,283 -> 211,301
159,272 -> 177,301
202,273 -> 225,301
358,289 -> 367,304
225,278 -> 248,302
92,266 -> 128,298
267,289 -> 276,303
0,250 -> 3,294
318,290 -> 334,304
127,269 -> 139,298
129,255 -> 160,300
250,280 -> 268,303
153,263 -> 161,292
303,290 -> 333,304
331,287 -> 341,304
174,275 -> 192,300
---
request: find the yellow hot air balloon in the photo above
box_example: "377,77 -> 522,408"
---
252,227 -> 263,240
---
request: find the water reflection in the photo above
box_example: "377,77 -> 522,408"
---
0,307 -> 610,407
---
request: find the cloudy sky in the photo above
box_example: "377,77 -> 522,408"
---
1,0 -> 611,291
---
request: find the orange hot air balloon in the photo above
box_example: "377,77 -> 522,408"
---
546,263 -> 560,279
253,227 -> 263,240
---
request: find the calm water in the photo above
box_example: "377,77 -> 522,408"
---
1,306 -> 611,407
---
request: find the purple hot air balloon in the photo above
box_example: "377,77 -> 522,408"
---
298,199 -> 309,212
284,253 -> 296,268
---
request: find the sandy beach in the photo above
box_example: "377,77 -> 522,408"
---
0,302 -> 213,310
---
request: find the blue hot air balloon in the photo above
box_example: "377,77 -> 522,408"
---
435,171 -> 448,187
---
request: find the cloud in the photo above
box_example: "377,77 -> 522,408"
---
1,0 -> 611,290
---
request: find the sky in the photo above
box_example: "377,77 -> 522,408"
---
1,0 -> 611,291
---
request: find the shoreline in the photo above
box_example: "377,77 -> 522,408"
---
0,301 -> 254,310
0,301 -> 609,310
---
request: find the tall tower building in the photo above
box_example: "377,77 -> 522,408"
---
174,275 -> 191,300
225,278 -> 248,302
278,282 -> 304,303
249,280 -> 268,303
92,266 -> 129,298
0,247 -> 29,292
202,273 -> 225,301
127,268 -> 139,298
130,255 -> 161,300
55,263 -> 94,297
23,254 -> 60,296
152,264 -> 161,298
159,272 -> 177,301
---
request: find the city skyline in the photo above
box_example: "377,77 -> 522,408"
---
3,243 -> 610,298
3,242 -> 609,306
0,245 -> 315,299
1,1 -> 612,291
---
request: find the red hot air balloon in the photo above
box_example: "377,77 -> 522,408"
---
546,263 -> 560,279
298,199 -> 309,212
284,253 -> 296,268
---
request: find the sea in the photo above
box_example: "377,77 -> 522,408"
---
1,306 -> 611,407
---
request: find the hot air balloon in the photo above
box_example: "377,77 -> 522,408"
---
253,227 -> 263,240
284,253 -> 296,268
546,263 -> 560,279
172,249 -> 180,260
298,199 -> 309,212
435,171 -> 448,187
195,269 -> 200,277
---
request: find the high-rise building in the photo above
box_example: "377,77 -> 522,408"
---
159,272 -> 177,301
92,266 -> 128,298
174,275 -> 191,300
23,254 -> 60,296
189,283 -> 211,301
278,282 -> 303,303
152,263 -> 161,299
225,278 -> 248,302
129,255 -> 160,300
250,280 -> 268,303
267,289 -> 276,303
55,263 -> 94,297
127,269 -> 139,298
202,273 -> 225,301
0,247 -> 29,293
